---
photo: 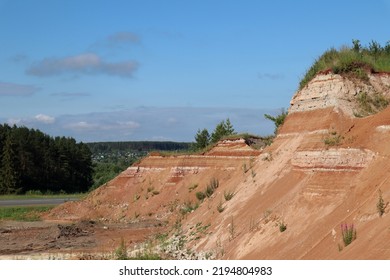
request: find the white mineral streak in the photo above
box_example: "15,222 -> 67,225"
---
292,148 -> 375,171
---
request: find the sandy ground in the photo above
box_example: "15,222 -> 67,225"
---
0,219 -> 165,259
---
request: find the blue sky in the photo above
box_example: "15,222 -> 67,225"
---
1,0 -> 389,142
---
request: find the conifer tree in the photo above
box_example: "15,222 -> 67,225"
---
194,128 -> 210,150
210,118 -> 236,144
0,134 -> 20,194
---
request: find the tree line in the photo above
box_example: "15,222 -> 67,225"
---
87,141 -> 191,154
193,119 -> 236,150
87,141 -> 191,190
0,124 -> 93,194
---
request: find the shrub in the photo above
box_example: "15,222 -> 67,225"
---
195,191 -> 206,201
324,133 -> 342,146
278,221 -> 287,232
341,223 -> 357,247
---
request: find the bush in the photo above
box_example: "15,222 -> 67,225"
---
324,132 -> 342,146
195,191 -> 206,201
278,221 -> 287,232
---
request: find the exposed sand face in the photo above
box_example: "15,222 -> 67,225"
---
9,72 -> 390,259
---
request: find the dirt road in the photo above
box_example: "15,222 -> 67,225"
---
0,198 -> 79,207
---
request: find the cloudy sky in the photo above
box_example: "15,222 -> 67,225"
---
1,0 -> 389,142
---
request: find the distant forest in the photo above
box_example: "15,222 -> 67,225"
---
86,141 -> 191,190
0,124 -> 192,194
0,124 -> 93,194
86,141 -> 191,154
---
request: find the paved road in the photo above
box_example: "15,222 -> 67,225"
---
0,198 -> 79,207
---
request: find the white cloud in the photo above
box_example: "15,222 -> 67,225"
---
51,92 -> 90,97
167,117 -> 178,125
64,120 -> 140,132
26,53 -> 138,78
107,32 -> 140,44
4,107 -> 277,142
65,121 -> 97,130
50,107 -> 276,142
34,114 -> 56,124
115,121 -> 140,129
0,81 -> 39,97
6,118 -> 22,125
10,54 -> 29,63
257,73 -> 285,80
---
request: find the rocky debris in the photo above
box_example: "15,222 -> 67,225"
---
57,221 -> 95,239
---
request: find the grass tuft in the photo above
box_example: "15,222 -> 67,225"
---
341,223 -> 357,247
377,189 -> 386,217
224,190 -> 235,201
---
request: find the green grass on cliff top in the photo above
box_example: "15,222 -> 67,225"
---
299,40 -> 390,90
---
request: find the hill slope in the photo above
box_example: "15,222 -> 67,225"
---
46,72 -> 390,259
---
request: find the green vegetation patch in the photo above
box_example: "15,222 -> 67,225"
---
264,109 -> 288,135
323,131 -> 343,146
299,40 -> 390,90
354,91 -> 389,117
0,205 -> 54,221
0,193 -> 85,201
0,124 -> 93,195
341,223 -> 357,247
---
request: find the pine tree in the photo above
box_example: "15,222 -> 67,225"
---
0,134 -> 20,194
194,128 -> 210,150
210,119 -> 236,144
224,118 -> 235,135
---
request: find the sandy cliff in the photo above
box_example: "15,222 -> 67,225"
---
47,72 -> 390,259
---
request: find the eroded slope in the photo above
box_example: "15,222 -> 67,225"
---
46,73 -> 390,259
